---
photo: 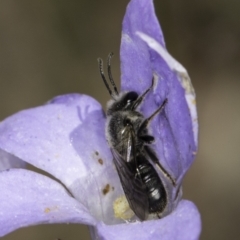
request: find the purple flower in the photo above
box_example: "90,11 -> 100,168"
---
0,0 -> 201,239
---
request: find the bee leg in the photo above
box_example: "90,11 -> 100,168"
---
139,135 -> 155,144
134,167 -> 141,180
174,184 -> 182,201
144,145 -> 176,186
131,77 -> 155,110
138,99 -> 168,134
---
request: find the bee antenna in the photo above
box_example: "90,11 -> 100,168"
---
97,58 -> 114,98
107,52 -> 119,95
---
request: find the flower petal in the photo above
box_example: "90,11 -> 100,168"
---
120,0 -> 197,183
0,168 -> 96,237
121,0 -> 165,93
91,200 -> 201,240
0,94 -> 101,187
0,94 -> 124,223
0,149 -> 26,171
69,107 -> 125,224
136,32 -> 198,174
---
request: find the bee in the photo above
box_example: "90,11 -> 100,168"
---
97,53 -> 176,221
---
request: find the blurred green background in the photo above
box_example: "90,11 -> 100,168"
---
1,0 -> 240,239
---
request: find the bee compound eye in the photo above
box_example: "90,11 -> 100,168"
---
126,92 -> 138,102
122,91 -> 139,110
124,118 -> 131,126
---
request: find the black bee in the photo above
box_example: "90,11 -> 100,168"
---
97,53 -> 176,221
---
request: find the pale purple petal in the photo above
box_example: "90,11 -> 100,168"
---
0,149 -> 26,171
0,94 -> 124,223
69,109 -> 125,224
120,0 -> 197,183
0,94 -> 101,189
0,168 -> 96,237
91,200 -> 201,240
120,0 -> 165,92
136,32 -> 198,179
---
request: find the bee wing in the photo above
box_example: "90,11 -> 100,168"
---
111,149 -> 149,221
119,126 -> 133,163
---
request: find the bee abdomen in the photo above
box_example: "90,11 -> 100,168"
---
138,162 -> 167,214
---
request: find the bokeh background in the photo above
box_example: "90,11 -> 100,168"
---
0,0 -> 239,239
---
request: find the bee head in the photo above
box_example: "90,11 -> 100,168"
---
107,91 -> 139,115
